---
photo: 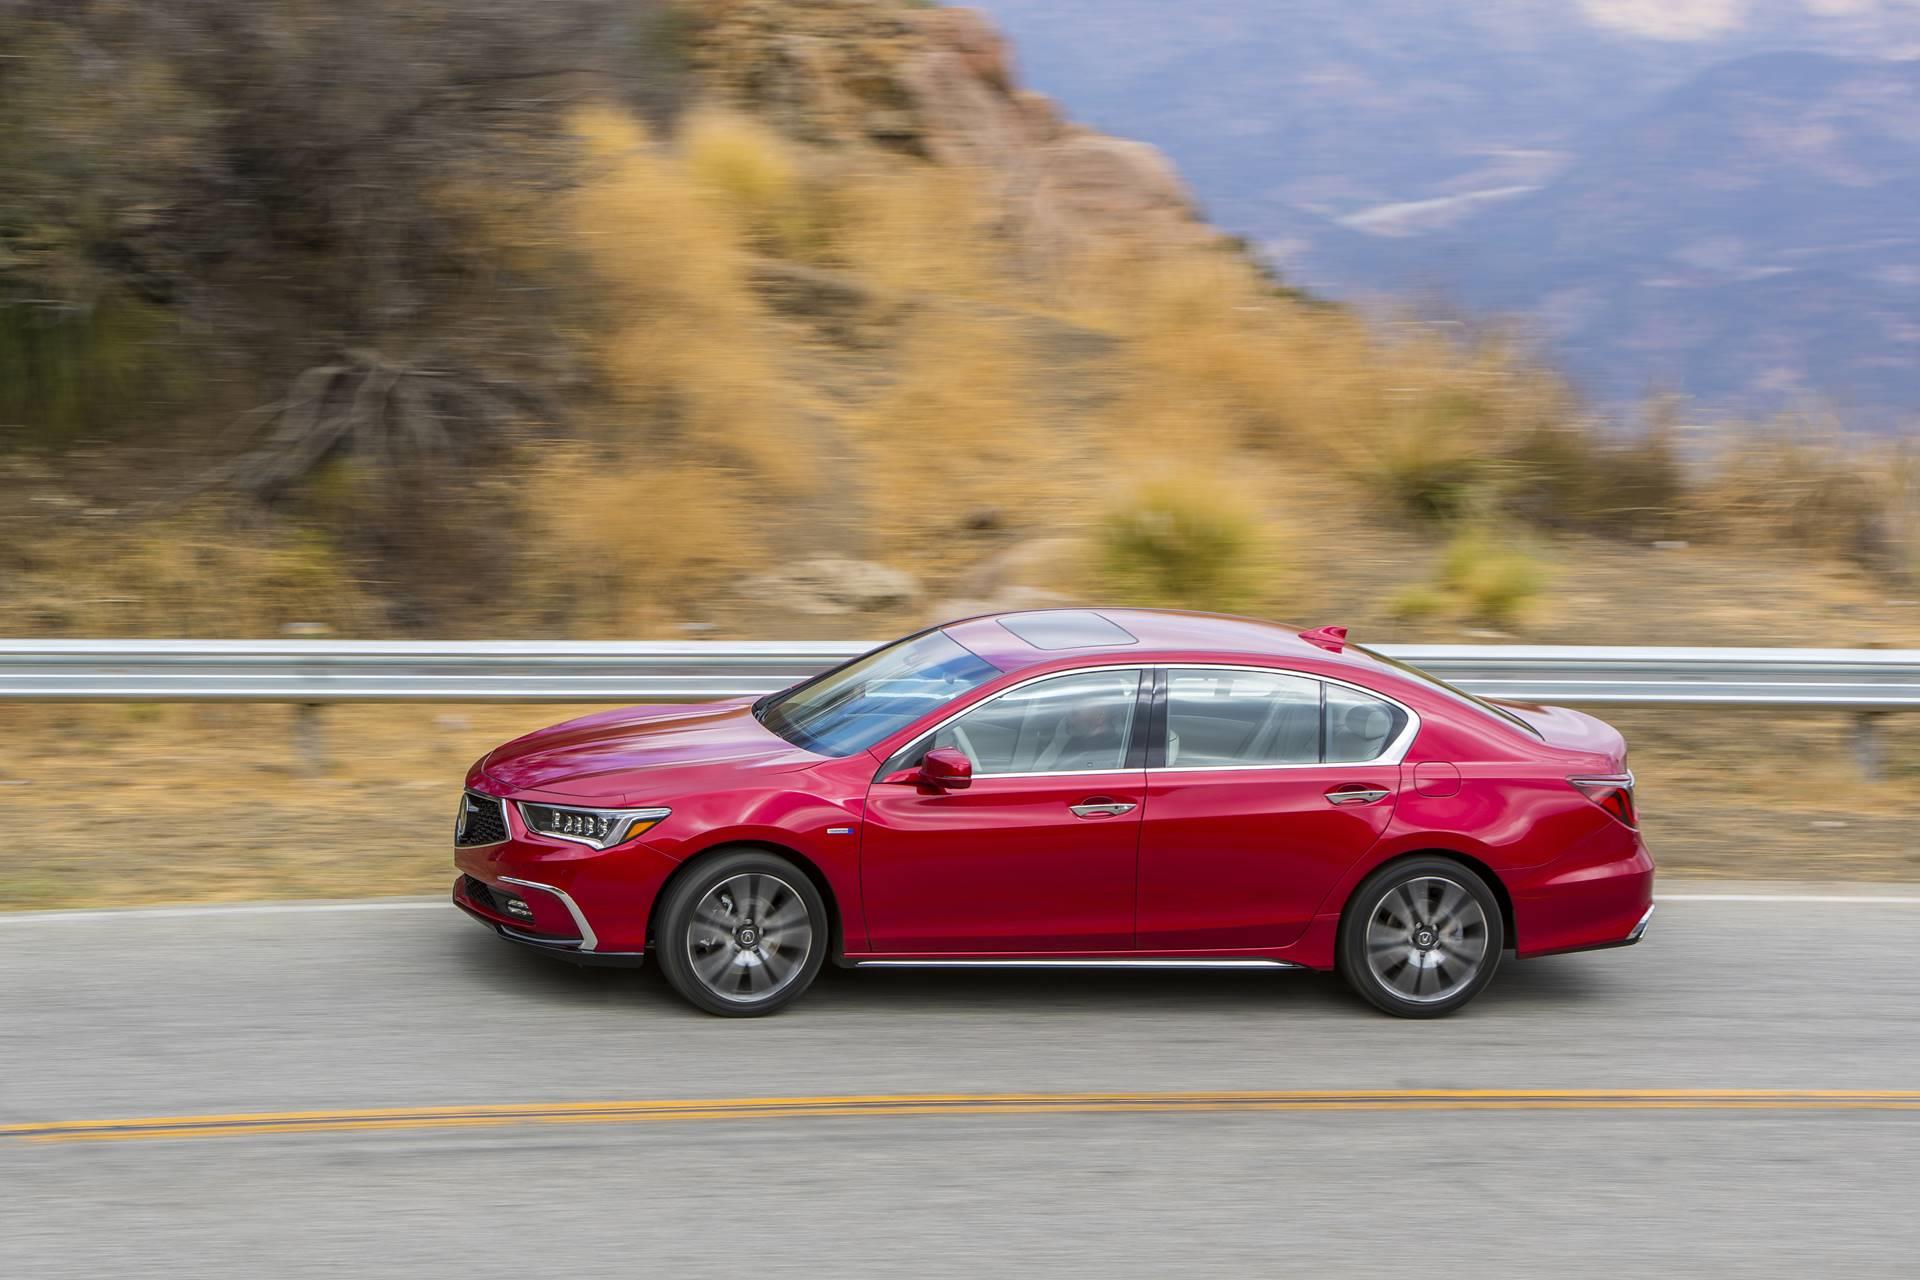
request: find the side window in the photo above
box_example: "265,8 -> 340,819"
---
1325,684 -> 1408,763
1164,670 -> 1322,767
924,669 -> 1143,775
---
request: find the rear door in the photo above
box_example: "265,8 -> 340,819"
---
1135,668 -> 1407,950
861,668 -> 1149,953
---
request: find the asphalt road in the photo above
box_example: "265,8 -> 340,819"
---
4,884 -> 1919,1277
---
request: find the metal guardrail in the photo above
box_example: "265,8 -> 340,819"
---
1,639 -> 1917,708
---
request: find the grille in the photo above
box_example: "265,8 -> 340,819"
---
461,874 -> 536,924
461,874 -> 500,913
455,792 -> 509,847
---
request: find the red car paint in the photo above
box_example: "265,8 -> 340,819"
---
453,610 -> 1652,973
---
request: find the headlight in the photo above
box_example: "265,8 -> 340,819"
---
516,802 -> 671,850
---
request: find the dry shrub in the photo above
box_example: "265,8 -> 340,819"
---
518,446 -> 761,636
1095,468 -> 1274,613
1503,420 -> 1685,537
565,103 -> 806,486
1067,246 -> 1574,527
680,107 -> 824,259
1687,427 -> 1908,567
1390,523 -> 1548,629
1068,249 -> 1306,458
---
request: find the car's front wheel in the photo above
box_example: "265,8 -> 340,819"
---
1340,857 -> 1504,1018
655,849 -> 828,1017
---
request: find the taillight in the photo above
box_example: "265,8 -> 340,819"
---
1569,773 -> 1637,828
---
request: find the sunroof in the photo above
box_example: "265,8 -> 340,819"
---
998,611 -> 1137,650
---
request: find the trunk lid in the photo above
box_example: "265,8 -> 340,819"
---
1494,701 -> 1628,769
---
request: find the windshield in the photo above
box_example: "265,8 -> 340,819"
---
756,630 -> 1001,757
1352,643 -> 1543,739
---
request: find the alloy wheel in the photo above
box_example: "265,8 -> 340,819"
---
684,872 -> 814,1004
1363,875 -> 1491,1004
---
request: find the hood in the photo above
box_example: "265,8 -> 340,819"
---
1493,701 -> 1628,770
481,700 -> 819,800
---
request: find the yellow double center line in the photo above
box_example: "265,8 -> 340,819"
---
7,1090 -> 1920,1145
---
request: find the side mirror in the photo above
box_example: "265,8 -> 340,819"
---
918,747 -> 973,791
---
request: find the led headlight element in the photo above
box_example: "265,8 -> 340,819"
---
516,802 -> 671,850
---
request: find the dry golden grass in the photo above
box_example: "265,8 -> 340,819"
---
828,160 -> 1011,300
565,104 -> 808,489
681,106 -> 825,260
849,307 -> 1075,553
1688,426 -> 1919,570
519,448 -> 763,638
2,698 -> 1912,912
0,497 -> 375,637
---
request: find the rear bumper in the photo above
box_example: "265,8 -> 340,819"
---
1511,833 -> 1656,958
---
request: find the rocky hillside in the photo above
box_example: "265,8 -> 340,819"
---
0,0 -> 1914,645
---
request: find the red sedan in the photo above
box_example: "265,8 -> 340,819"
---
453,610 -> 1654,1017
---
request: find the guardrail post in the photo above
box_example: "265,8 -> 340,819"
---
1853,711 -> 1886,784
291,702 -> 328,776
283,623 -> 332,775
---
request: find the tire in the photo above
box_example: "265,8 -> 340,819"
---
655,848 -> 828,1017
1339,857 -> 1505,1019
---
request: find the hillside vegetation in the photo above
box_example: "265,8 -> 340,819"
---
1,0 -> 1916,645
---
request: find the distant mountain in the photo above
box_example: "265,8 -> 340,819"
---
1324,52 -> 1920,412
971,1 -> 1920,422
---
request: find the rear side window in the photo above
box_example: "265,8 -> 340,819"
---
1161,669 -> 1409,767
1164,670 -> 1322,766
1324,684 -> 1409,763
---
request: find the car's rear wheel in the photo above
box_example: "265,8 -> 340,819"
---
655,849 -> 828,1017
1340,857 -> 1504,1018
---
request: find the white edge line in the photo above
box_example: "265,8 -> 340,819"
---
5,893 -> 1920,926
0,900 -> 451,924
1656,894 -> 1920,905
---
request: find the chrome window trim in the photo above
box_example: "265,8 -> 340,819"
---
499,875 -> 600,952
883,661 -> 1422,780
1155,663 -> 1422,771
881,664 -> 1149,780
454,791 -> 510,849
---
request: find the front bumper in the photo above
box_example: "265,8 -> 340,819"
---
452,781 -> 682,956
453,875 -> 649,967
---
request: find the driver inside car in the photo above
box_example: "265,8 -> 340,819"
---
1030,696 -> 1128,772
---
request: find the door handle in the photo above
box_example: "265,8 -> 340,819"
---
1070,802 -> 1136,818
1324,785 -> 1390,806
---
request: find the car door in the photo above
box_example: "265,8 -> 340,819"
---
861,668 -> 1149,953
1135,668 -> 1408,950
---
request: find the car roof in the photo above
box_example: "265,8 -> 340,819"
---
942,609 -> 1375,676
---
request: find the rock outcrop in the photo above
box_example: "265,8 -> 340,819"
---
686,0 -> 1221,264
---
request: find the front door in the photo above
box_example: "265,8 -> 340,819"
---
861,668 -> 1147,953
1135,669 -> 1405,950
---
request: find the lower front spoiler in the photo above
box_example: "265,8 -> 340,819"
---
454,899 -> 648,969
